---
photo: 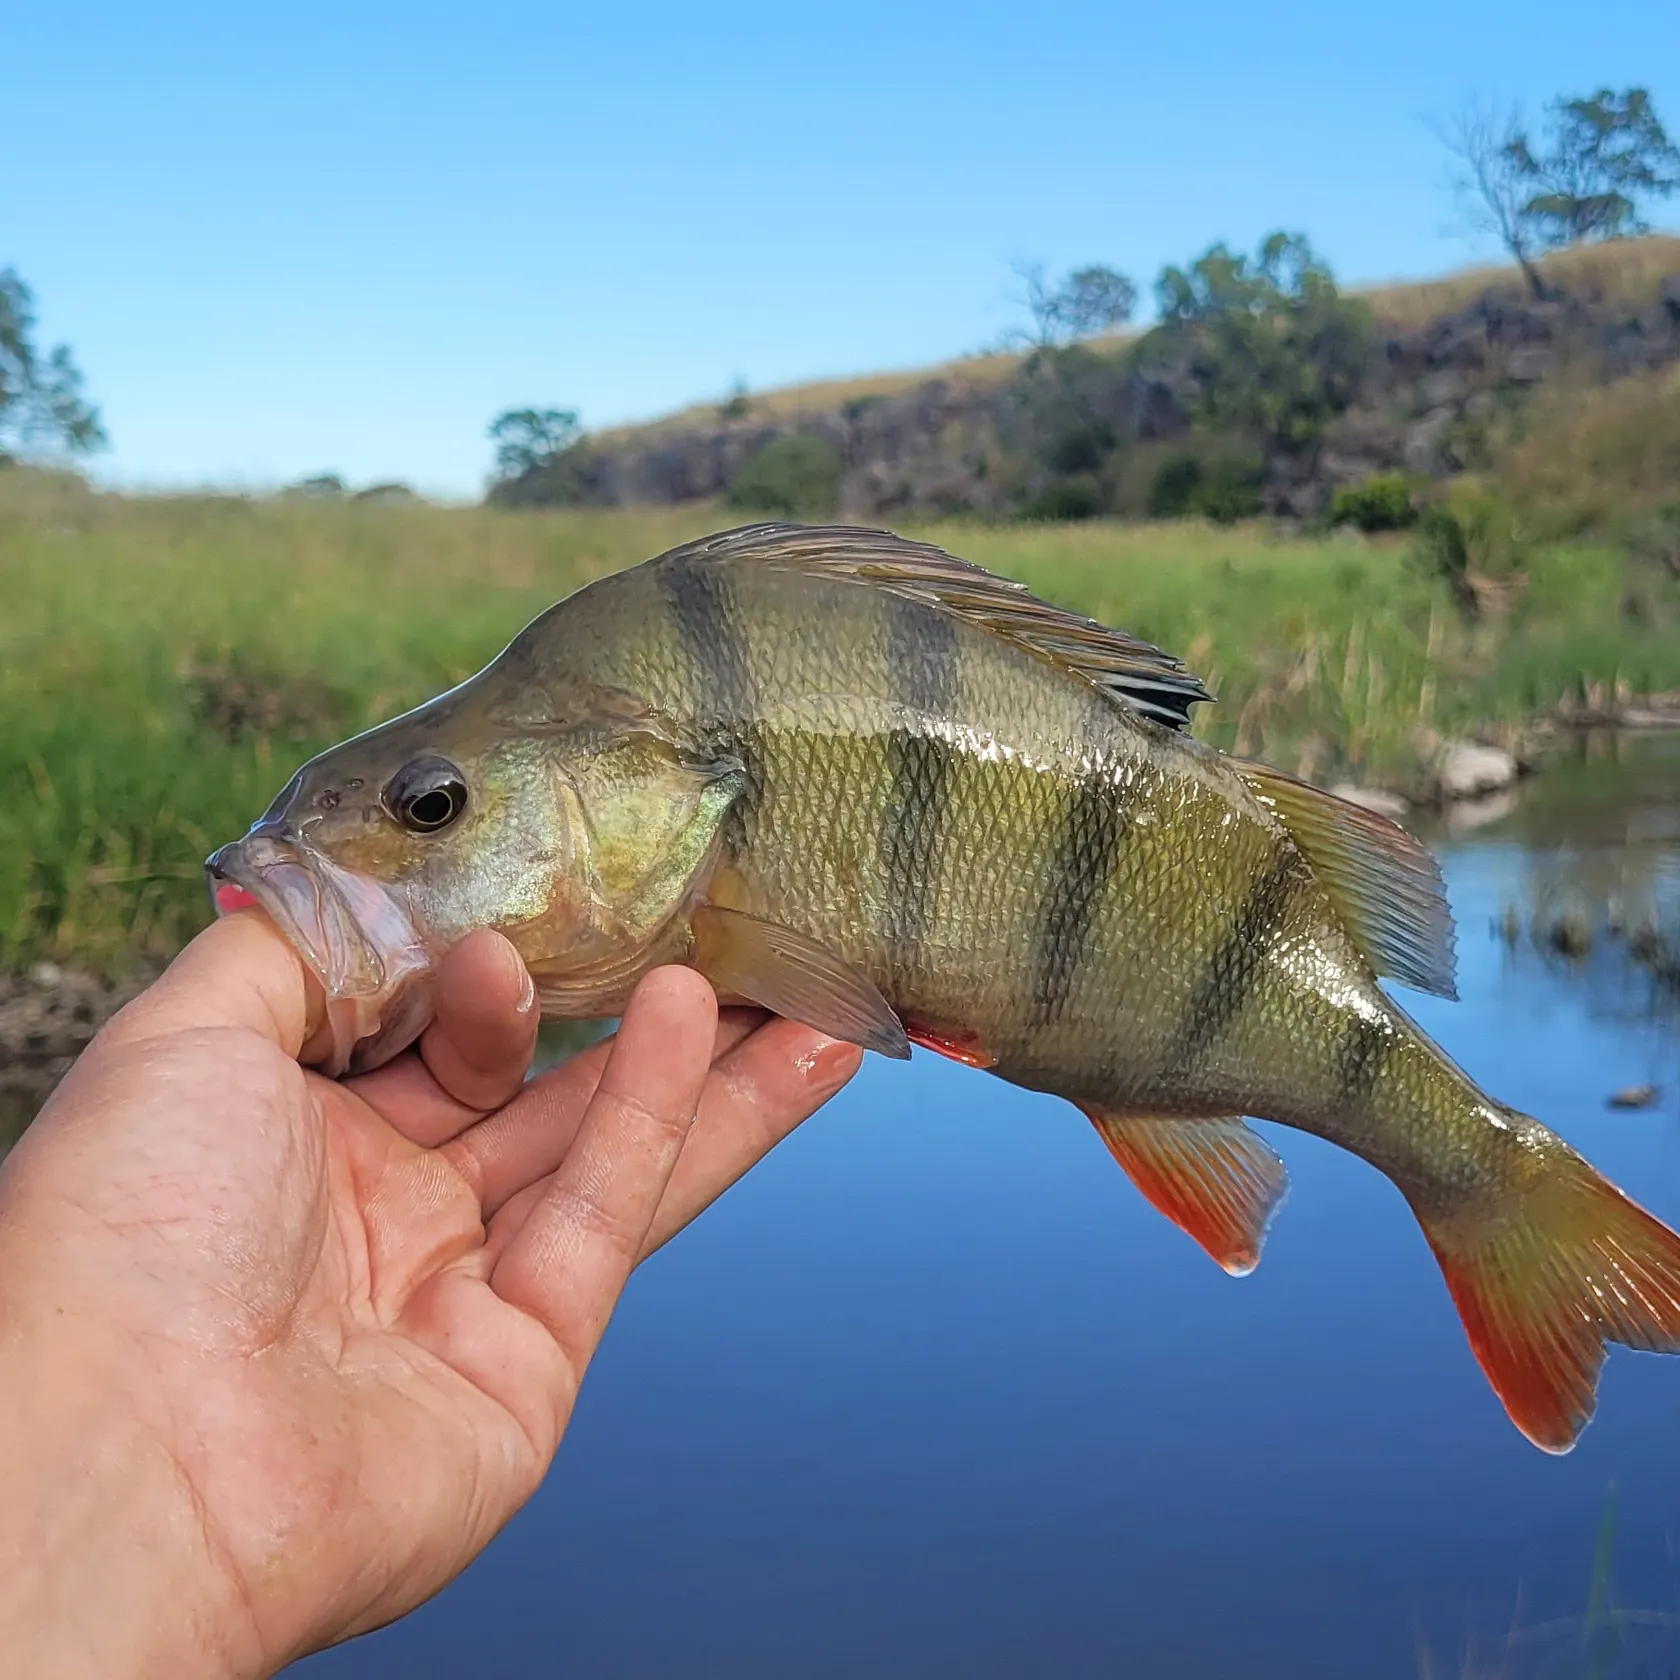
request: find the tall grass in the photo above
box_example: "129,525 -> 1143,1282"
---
4,469 -> 1678,977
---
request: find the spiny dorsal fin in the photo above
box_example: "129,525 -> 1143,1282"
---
1084,1109 -> 1288,1277
1235,759 -> 1457,1000
663,523 -> 1212,731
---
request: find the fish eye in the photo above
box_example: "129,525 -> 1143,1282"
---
385,756 -> 469,835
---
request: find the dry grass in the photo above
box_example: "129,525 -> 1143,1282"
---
590,349 -> 1027,443
1361,234 -> 1680,330
1489,363 -> 1680,522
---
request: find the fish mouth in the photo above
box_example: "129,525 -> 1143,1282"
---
205,828 -> 437,1077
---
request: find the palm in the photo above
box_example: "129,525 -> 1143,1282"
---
0,916 -> 859,1669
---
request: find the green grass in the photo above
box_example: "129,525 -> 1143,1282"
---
4,467 -> 1678,978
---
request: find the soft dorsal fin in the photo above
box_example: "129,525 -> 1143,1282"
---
662,523 -> 1212,731
1235,759 -> 1458,999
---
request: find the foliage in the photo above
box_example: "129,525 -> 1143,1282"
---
487,407 -> 581,482
1146,453 -> 1264,523
1012,261 -> 1137,349
725,434 -> 842,518
1146,454 -> 1204,520
282,473 -> 346,499
1330,473 -> 1416,532
1412,483 -> 1531,617
1140,233 -> 1373,456
1022,473 -> 1103,521
1440,89 -> 1679,295
1515,89 -> 1680,248
0,268 -> 107,459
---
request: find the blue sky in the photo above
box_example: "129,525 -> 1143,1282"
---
5,0 -> 1676,498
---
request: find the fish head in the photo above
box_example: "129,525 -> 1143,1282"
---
207,670 -> 744,1074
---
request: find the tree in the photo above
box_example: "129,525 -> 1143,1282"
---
1438,102 -> 1548,298
1011,261 -> 1137,349
0,267 -> 107,460
1440,89 -> 1680,296
487,407 -> 580,481
1144,233 -> 1372,454
1517,89 -> 1680,247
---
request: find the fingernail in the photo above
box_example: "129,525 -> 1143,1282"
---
515,961 -> 536,1016
803,1037 -> 861,1087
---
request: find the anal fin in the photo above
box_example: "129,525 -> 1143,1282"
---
1084,1109 -> 1288,1277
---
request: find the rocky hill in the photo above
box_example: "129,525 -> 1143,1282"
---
495,238 -> 1680,523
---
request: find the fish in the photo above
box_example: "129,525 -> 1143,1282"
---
206,522 -> 1680,1451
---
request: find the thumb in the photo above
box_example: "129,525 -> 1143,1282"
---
97,911 -> 326,1062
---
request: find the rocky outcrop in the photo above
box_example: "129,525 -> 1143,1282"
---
1303,278 -> 1680,508
497,266 -> 1680,520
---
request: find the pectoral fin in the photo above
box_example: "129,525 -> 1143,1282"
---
690,904 -> 911,1059
1083,1109 -> 1288,1276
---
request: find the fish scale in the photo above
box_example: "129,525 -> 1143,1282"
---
208,521 -> 1680,1454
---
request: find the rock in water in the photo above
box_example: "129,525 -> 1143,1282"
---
1436,741 -> 1518,802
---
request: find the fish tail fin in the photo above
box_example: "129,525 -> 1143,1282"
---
1415,1123 -> 1680,1452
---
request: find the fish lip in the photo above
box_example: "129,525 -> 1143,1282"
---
205,827 -> 437,1076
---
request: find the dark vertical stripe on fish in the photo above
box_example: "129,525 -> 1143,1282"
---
659,559 -> 755,725
1334,1012 -> 1395,1108
881,595 -> 960,967
1030,749 -> 1130,1028
1172,848 -> 1304,1067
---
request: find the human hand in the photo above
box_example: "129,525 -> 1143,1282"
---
0,914 -> 861,1677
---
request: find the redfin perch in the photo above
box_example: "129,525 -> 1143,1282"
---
207,524 -> 1680,1451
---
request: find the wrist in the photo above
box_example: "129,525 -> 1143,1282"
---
0,1315 -> 266,1679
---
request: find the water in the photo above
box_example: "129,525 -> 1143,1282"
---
297,738 -> 1680,1679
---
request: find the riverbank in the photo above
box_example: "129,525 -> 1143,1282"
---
4,469 -> 1678,992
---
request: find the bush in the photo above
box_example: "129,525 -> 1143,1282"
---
726,434 -> 842,519
1330,473 -> 1416,532
1146,452 -> 1263,523
1194,457 -> 1264,523
1147,454 -> 1204,518
1411,483 -> 1530,617
1022,474 -> 1104,521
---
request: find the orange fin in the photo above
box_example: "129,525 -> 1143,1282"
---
904,1021 -> 996,1070
1084,1109 -> 1288,1276
690,904 -> 910,1059
1416,1127 -> 1680,1452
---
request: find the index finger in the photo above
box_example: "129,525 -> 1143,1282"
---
489,967 -> 716,1379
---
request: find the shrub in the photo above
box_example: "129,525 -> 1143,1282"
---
1330,473 -> 1416,532
1023,474 -> 1104,521
1193,456 -> 1264,523
1412,483 -> 1530,617
1147,454 -> 1204,519
726,434 -> 842,519
1147,452 -> 1262,522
